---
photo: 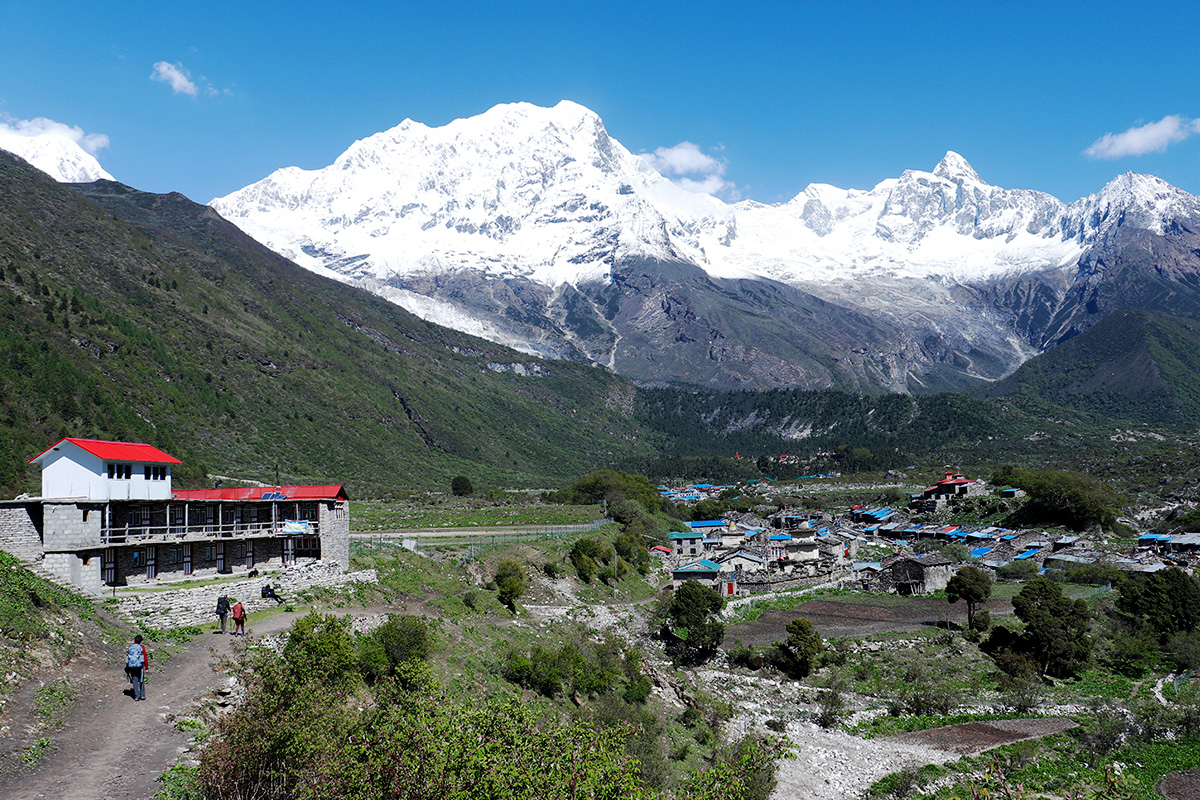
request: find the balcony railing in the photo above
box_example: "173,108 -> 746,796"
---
101,520 -> 320,545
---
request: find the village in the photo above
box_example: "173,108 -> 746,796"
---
660,470 -> 1193,600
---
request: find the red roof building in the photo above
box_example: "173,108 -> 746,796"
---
6,437 -> 351,596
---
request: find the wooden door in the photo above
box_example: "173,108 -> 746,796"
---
103,548 -> 116,585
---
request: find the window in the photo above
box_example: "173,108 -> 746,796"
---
171,547 -> 182,564
132,549 -> 144,565
144,466 -> 167,481
110,463 -> 132,480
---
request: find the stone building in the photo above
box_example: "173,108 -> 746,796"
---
860,553 -> 955,595
0,437 -> 349,595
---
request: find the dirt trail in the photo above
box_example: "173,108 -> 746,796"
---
0,610 -> 300,800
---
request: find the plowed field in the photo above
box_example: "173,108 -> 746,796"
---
728,595 -> 1014,645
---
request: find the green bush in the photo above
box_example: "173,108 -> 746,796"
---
494,558 -> 525,612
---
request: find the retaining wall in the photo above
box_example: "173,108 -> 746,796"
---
114,559 -> 378,630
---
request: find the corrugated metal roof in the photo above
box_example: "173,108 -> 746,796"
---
674,559 -> 722,573
29,437 -> 182,465
669,531 -> 704,540
172,485 -> 348,502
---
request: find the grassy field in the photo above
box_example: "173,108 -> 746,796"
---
351,498 -> 605,531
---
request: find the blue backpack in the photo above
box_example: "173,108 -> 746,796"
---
126,643 -> 145,668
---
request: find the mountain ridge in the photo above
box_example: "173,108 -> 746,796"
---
209,101 -> 1200,393
0,149 -> 650,492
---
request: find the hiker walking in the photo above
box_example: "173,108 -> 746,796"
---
215,593 -> 230,634
125,634 -> 149,701
231,599 -> 246,636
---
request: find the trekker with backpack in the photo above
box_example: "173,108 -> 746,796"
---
125,634 -> 149,701
231,599 -> 246,636
215,593 -> 230,633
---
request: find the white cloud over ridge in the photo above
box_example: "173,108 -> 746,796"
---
0,114 -> 109,154
641,141 -> 735,197
1085,115 -> 1200,159
151,61 -> 199,96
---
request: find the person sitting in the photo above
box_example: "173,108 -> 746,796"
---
261,583 -> 284,604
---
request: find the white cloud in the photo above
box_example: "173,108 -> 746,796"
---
641,141 -> 734,197
642,141 -> 722,176
1084,115 -> 1200,159
151,61 -> 198,96
0,114 -> 110,154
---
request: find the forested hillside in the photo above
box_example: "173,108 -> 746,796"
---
0,152 -> 650,493
979,308 -> 1200,425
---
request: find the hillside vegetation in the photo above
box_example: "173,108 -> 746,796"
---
980,308 -> 1200,425
4,150 -> 1200,502
0,152 -> 650,493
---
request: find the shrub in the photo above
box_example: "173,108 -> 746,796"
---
494,559 -> 525,612
775,617 -> 823,678
450,475 -> 473,496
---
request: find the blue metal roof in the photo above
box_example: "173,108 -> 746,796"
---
1015,549 -> 1040,560
970,546 -> 993,558
674,559 -> 722,573
689,520 -> 727,528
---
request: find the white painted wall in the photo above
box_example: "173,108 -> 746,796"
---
39,441 -> 172,500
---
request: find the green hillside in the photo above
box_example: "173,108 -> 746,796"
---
978,308 -> 1200,425
0,152 -> 651,494
4,150 -> 1198,499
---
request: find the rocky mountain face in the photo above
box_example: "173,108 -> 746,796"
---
211,101 -> 1200,393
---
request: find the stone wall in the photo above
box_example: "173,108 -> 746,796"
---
42,502 -> 103,551
114,559 -> 378,630
739,571 -> 842,595
0,503 -> 44,562
320,500 -> 350,569
43,550 -> 103,595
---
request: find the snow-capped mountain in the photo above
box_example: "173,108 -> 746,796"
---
0,127 -> 112,183
211,101 -> 1200,392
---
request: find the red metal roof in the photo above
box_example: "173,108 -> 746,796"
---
172,485 -> 348,502
28,437 -> 182,465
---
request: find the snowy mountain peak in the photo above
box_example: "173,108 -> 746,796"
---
0,122 -> 113,184
210,100 -> 1200,368
932,151 -> 983,184
211,100 -> 702,288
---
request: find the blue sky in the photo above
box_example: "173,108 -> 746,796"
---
2,0 -> 1198,204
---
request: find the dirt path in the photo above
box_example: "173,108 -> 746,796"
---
0,610 -> 302,800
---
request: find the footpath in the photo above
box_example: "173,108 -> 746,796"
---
0,609 -> 299,800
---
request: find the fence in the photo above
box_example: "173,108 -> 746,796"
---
353,519 -> 614,560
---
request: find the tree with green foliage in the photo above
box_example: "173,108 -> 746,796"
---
946,565 -> 992,629
494,558 -> 525,612
569,537 -> 612,583
450,475 -> 474,496
663,581 -> 726,666
1009,576 -> 1092,676
775,617 -> 823,678
993,466 -> 1124,530
555,469 -> 663,514
358,614 -> 434,685
1117,567 -> 1200,642
678,734 -> 789,800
